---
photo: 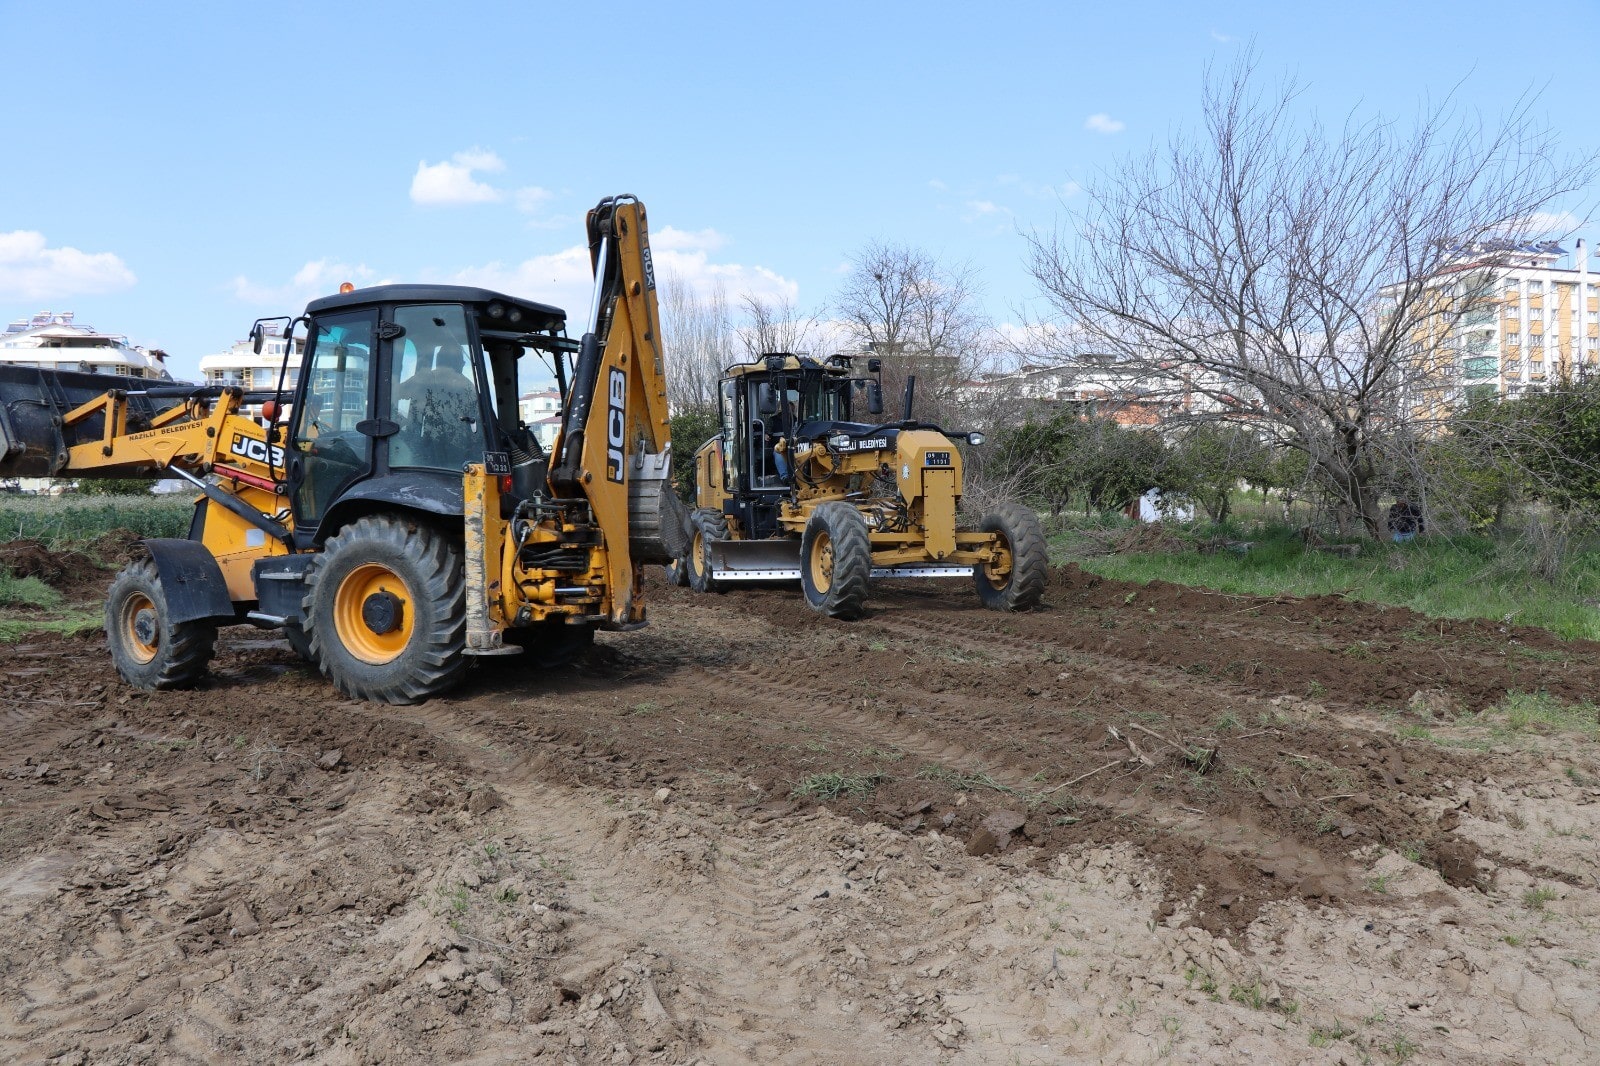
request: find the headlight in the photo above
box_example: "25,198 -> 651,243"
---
829,434 -> 850,449
966,432 -> 985,446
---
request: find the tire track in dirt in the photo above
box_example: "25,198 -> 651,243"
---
369,700 -> 936,1063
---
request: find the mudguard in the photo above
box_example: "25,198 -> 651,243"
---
141,537 -> 236,623
314,471 -> 464,544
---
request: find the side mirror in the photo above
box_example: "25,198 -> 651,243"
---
250,323 -> 264,355
867,358 -> 882,374
866,381 -> 883,415
757,382 -> 779,416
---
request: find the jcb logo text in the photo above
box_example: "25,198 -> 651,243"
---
605,368 -> 626,483
230,433 -> 284,469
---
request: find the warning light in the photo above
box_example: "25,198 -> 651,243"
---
339,282 -> 355,294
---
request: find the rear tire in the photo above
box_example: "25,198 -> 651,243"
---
974,504 -> 1048,611
800,502 -> 871,619
503,621 -> 596,669
688,509 -> 728,594
302,515 -> 467,704
105,557 -> 217,689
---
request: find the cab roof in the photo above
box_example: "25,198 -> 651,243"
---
723,353 -> 858,378
305,284 -> 566,332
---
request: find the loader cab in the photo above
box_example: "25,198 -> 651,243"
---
285,284 -> 567,547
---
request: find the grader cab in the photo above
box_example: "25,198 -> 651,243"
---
681,353 -> 1047,618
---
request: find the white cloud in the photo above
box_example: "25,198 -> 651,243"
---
1521,211 -> 1584,238
651,225 -> 728,253
230,259 -> 378,305
514,186 -> 553,212
410,149 -> 506,205
0,231 -> 136,300
452,231 -> 799,321
1084,113 -> 1126,134
966,200 -> 1005,216
1210,29 -> 1235,43
928,178 -> 948,191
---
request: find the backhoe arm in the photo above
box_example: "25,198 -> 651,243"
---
544,195 -> 677,624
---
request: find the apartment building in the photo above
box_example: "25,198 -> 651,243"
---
1391,240 -> 1597,413
0,311 -> 173,379
198,325 -> 301,393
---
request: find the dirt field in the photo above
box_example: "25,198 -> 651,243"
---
3,560 -> 1599,1064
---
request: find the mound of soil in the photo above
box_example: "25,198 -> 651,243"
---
0,539 -> 78,588
0,537 -> 118,600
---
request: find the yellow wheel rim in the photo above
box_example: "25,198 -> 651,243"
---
122,591 -> 159,664
982,537 -> 1015,587
809,531 -> 834,593
334,563 -> 414,665
692,529 -> 705,574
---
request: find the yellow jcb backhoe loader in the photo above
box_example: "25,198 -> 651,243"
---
0,195 -> 686,704
680,353 -> 1047,618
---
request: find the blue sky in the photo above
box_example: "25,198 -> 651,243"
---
3,0 -> 1598,381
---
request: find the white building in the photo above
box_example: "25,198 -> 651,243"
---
1385,239 -> 1599,412
0,311 -> 173,379
197,328 -> 303,422
199,325 -> 301,394
518,388 -> 562,449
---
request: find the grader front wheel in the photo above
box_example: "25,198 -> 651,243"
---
302,515 -> 467,704
105,557 -> 217,689
800,502 -> 871,619
974,504 -> 1048,611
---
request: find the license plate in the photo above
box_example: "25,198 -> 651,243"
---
924,451 -> 952,468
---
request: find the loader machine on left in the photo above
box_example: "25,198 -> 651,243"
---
0,195 -> 686,704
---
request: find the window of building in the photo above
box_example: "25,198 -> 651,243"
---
1529,280 -> 1545,294
1506,332 -> 1520,346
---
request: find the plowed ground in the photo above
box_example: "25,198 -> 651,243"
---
3,564 -> 1599,1064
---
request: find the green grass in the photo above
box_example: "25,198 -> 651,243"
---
0,609 -> 102,642
0,493 -> 190,641
1057,524 -> 1600,641
1488,691 -> 1600,738
0,570 -> 61,609
0,494 -> 192,548
791,771 -> 888,801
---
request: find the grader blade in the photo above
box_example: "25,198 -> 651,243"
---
709,537 -> 803,581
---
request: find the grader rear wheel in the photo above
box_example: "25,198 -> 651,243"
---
687,509 -> 728,594
302,515 -> 467,704
799,502 -> 871,619
105,557 -> 217,690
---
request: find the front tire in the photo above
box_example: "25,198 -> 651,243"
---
105,557 -> 217,690
687,509 -> 728,594
302,515 -> 467,704
974,504 -> 1048,611
800,502 -> 871,619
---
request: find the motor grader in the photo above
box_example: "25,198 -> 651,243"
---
680,352 -> 1047,617
0,195 -> 687,704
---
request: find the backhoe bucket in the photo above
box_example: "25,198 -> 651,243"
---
0,365 -> 187,478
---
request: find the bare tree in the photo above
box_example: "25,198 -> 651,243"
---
835,241 -> 996,426
737,292 -> 826,359
1025,56 -> 1594,538
659,271 -> 735,412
